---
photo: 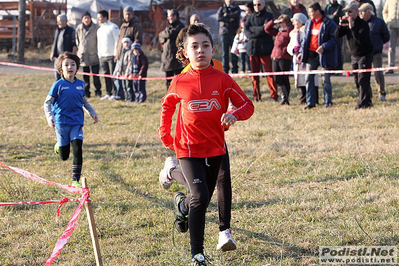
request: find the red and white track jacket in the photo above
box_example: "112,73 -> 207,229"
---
158,65 -> 254,159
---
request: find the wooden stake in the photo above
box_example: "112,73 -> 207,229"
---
82,178 -> 103,266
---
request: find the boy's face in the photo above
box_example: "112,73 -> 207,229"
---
61,58 -> 77,80
183,33 -> 215,70
133,48 -> 139,55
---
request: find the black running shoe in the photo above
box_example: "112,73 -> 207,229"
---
173,192 -> 188,233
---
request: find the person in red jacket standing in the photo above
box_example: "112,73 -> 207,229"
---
158,23 -> 254,266
265,14 -> 294,105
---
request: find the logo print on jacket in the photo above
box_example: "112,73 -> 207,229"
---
188,98 -> 221,112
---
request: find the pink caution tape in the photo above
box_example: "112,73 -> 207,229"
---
0,61 -> 171,80
0,161 -> 91,265
45,188 -> 89,266
0,161 -> 83,194
1,61 -> 398,80
0,198 -> 80,207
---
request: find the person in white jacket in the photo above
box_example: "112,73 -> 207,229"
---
287,13 -> 319,104
97,10 -> 120,100
231,18 -> 251,73
383,0 -> 399,74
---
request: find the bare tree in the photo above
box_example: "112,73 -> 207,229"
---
17,0 -> 25,63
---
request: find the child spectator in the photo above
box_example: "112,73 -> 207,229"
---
287,13 -> 319,104
128,42 -> 148,103
44,52 -> 98,188
264,14 -> 294,105
232,18 -> 251,73
114,36 -> 132,101
158,23 -> 254,265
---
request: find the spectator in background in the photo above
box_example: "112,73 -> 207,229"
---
265,14 -> 294,105
50,14 -> 77,80
114,6 -> 143,100
359,3 -> 390,101
244,0 -> 277,102
97,10 -> 119,101
325,0 -> 343,25
232,18 -> 250,73
76,11 -> 101,98
158,9 -> 185,91
336,3 -> 373,109
383,0 -> 399,74
282,0 -> 308,18
287,12 -> 318,105
355,0 -> 377,14
217,0 -> 241,74
325,0 -> 344,71
129,43 -> 148,103
298,2 -> 339,110
245,2 -> 254,18
114,37 -> 133,101
190,13 -> 201,25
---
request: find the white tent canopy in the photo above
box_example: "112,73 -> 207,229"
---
67,0 -> 153,26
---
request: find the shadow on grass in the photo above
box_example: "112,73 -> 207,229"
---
99,168 -> 315,262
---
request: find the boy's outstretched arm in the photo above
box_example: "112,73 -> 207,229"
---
83,97 -> 99,124
43,95 -> 55,128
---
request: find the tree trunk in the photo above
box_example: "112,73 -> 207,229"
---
17,0 -> 26,63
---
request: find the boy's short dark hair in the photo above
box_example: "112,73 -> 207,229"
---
169,9 -> 179,19
56,52 -> 80,76
309,2 -> 324,14
183,23 -> 214,48
98,10 -> 108,19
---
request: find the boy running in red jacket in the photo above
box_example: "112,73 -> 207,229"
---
158,23 -> 254,266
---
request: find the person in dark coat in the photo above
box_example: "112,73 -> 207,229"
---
335,3 -> 374,109
114,6 -> 143,100
159,9 -> 185,91
325,0 -> 344,71
217,0 -> 241,74
50,14 -> 77,80
359,3 -> 390,101
244,0 -> 278,102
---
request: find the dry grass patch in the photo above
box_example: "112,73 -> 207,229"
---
0,72 -> 399,265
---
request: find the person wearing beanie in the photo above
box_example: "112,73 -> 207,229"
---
159,9 -> 184,91
115,6 -> 143,61
114,6 -> 143,100
287,12 -> 319,105
76,11 -> 101,98
128,42 -> 148,103
114,36 -> 132,101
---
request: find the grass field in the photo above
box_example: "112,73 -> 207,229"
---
1,63 -> 399,266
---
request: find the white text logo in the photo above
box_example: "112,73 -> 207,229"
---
188,98 -> 221,112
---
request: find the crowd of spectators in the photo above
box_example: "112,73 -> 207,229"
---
49,0 -> 398,109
